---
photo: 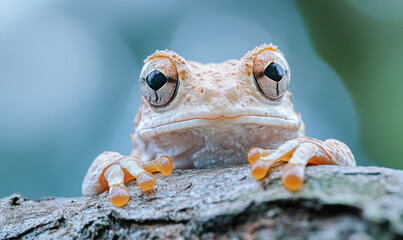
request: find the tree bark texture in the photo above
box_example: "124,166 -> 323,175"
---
1,165 -> 403,239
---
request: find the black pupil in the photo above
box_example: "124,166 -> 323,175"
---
146,70 -> 168,91
264,62 -> 284,82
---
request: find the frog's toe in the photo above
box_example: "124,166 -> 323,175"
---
120,155 -> 173,191
118,156 -> 157,191
281,141 -> 326,191
247,147 -> 271,165
143,155 -> 174,177
104,164 -> 130,207
282,163 -> 305,191
82,151 -> 122,197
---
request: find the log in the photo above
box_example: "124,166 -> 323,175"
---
1,165 -> 403,239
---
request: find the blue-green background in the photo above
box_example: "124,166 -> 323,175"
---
0,0 -> 402,199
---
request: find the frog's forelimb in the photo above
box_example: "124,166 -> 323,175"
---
248,137 -> 355,190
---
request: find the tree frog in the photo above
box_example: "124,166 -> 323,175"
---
82,44 -> 355,207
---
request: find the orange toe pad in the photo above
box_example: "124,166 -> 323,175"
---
282,164 -> 305,191
137,172 -> 156,190
109,184 -> 130,207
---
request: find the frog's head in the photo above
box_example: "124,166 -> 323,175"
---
133,44 -> 303,168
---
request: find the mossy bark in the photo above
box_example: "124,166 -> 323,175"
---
1,165 -> 403,239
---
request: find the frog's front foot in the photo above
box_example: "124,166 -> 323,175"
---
248,137 -> 356,191
82,152 -> 173,207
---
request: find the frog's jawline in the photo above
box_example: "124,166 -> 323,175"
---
135,116 -> 300,169
138,115 -> 300,139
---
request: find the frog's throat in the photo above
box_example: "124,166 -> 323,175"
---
137,115 -> 300,139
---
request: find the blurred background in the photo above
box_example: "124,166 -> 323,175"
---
0,0 -> 402,199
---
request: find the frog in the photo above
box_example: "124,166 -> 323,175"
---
82,43 -> 356,207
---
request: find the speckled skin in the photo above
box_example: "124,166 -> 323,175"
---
82,44 -> 355,197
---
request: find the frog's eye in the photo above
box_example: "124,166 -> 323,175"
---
252,50 -> 290,100
140,57 -> 179,107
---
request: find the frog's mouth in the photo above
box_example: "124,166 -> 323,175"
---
137,115 -> 300,139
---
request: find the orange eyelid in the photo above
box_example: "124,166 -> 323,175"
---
265,47 -> 278,52
256,47 -> 278,56
146,55 -> 177,67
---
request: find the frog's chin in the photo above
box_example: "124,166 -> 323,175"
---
136,115 -> 300,139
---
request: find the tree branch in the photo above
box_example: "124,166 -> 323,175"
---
1,165 -> 402,239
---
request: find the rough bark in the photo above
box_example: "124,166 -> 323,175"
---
1,165 -> 403,240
